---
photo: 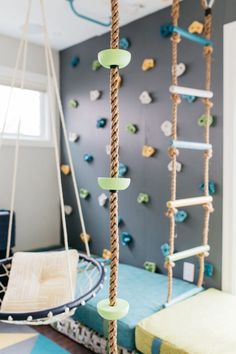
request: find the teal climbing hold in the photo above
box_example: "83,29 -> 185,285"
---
80,188 -> 90,199
96,118 -> 107,128
204,262 -> 214,277
118,216 -> 124,227
83,154 -> 93,163
182,95 -> 197,103
198,114 -> 214,127
175,210 -> 188,223
98,49 -> 131,69
121,232 -> 132,246
200,181 -> 216,195
69,99 -> 79,108
92,59 -> 102,71
137,193 -> 150,204
70,56 -> 80,68
144,261 -> 156,273
119,163 -> 128,177
126,123 -> 138,134
161,243 -> 170,257
119,37 -> 131,50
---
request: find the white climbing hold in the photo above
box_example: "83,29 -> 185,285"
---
90,90 -> 101,101
98,193 -> 108,207
161,120 -> 172,137
172,63 -> 186,77
139,91 -> 152,104
106,144 -> 111,155
168,161 -> 182,172
69,132 -> 79,142
64,205 -> 73,215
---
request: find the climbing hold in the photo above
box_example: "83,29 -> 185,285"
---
200,181 -> 216,195
80,233 -> 91,244
98,49 -> 131,69
161,121 -> 172,137
137,193 -> 150,204
80,188 -> 90,199
161,243 -> 170,257
188,21 -> 204,34
121,232 -> 132,246
139,91 -> 152,104
172,63 -> 186,77
70,56 -> 80,68
64,205 -> 73,216
168,161 -> 182,172
118,217 -> 124,226
98,193 -> 108,207
92,59 -> 102,71
119,163 -> 128,177
102,249 -> 111,260
97,298 -> 129,321
90,90 -> 102,101
198,114 -> 214,127
160,24 -> 173,38
119,37 -> 131,50
142,58 -> 155,71
144,261 -> 156,273
142,145 -> 156,158
182,95 -> 197,103
96,118 -> 107,128
175,210 -> 188,223
83,154 -> 93,163
69,99 -> 79,108
61,164 -> 71,175
106,144 -> 111,155
118,74 -> 123,88
69,132 -> 79,142
204,262 -> 214,277
126,123 -> 138,134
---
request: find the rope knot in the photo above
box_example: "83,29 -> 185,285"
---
203,202 -> 214,213
171,93 -> 181,105
202,98 -> 213,108
203,45 -> 213,57
164,260 -> 175,269
166,207 -> 177,218
171,33 -> 181,44
204,149 -> 213,159
168,147 -> 179,158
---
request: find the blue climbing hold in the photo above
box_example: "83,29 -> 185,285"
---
175,210 -> 188,223
119,37 -> 131,50
200,181 -> 216,195
182,95 -> 197,103
204,262 -> 214,277
96,118 -> 107,128
161,243 -> 170,257
121,232 -> 132,246
70,56 -> 80,68
160,24 -> 173,38
119,163 -> 128,177
83,154 -> 93,163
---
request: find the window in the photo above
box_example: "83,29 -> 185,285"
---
0,84 -> 50,143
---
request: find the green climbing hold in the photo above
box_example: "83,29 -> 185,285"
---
98,177 -> 130,191
137,193 -> 150,204
198,114 -> 214,127
98,49 -> 131,69
69,99 -> 79,108
80,188 -> 90,199
97,298 -> 129,320
126,123 -> 138,134
92,59 -> 102,71
144,261 -> 156,273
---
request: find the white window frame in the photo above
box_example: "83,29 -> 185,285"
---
0,65 -> 54,148
222,21 -> 236,295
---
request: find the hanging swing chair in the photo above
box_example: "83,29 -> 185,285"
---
0,0 -> 105,325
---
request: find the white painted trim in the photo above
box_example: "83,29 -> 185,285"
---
222,21 -> 236,295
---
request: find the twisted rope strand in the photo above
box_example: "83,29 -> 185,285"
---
108,1 -> 120,353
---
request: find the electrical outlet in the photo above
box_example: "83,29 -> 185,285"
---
183,262 -> 195,282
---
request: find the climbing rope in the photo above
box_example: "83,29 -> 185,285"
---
166,0 -> 214,303
108,1 -> 120,352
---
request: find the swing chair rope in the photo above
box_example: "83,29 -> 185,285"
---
39,0 -> 90,257
108,1 -> 120,353
6,0 -> 32,259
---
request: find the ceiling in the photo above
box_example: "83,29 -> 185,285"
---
0,0 -> 172,50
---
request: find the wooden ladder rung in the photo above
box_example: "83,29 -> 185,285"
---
166,245 -> 210,263
167,196 -> 213,209
169,85 -> 213,99
171,140 -> 212,151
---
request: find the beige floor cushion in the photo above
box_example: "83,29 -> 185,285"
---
0,250 -> 79,313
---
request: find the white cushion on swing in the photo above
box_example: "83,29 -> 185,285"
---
0,250 -> 79,313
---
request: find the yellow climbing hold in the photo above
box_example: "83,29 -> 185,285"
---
188,21 -> 204,34
80,233 -> 91,243
60,164 -> 71,175
142,58 -> 155,71
102,249 -> 111,260
142,145 -> 156,157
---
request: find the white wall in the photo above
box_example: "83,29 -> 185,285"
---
0,34 -> 60,251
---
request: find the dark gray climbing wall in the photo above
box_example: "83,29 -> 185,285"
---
60,0 -> 235,289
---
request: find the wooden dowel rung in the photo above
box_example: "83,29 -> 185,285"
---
166,245 -> 210,263
167,196 -> 213,209
169,85 -> 213,99
171,140 -> 212,151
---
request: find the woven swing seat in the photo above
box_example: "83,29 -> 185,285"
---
0,251 -> 105,325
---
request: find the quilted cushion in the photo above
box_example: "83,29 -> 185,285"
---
0,250 -> 79,312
